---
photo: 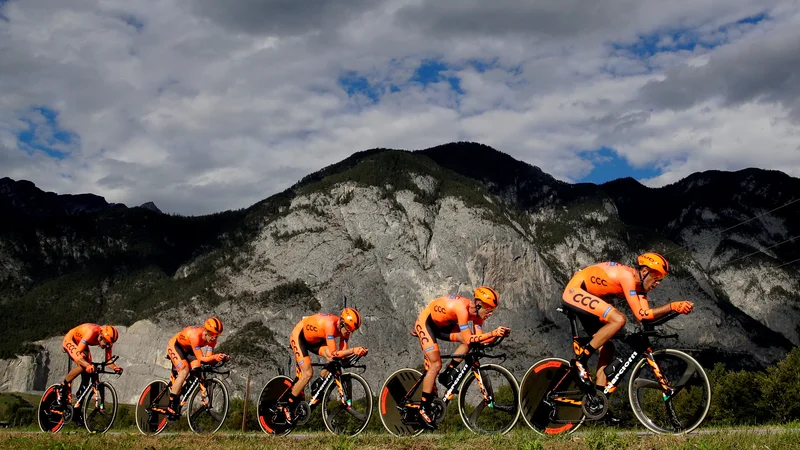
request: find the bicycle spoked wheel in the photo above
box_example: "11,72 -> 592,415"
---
187,378 -> 229,434
257,376 -> 294,436
457,364 -> 520,434
322,373 -> 373,436
629,349 -> 711,434
38,384 -> 67,433
520,358 -> 584,435
82,382 -> 118,434
135,380 -> 170,435
379,368 -> 425,437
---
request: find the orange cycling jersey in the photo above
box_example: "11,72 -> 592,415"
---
415,295 -> 485,354
168,326 -> 218,370
562,262 -> 653,322
63,323 -> 111,363
290,313 -> 348,375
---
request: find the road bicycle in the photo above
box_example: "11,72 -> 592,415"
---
38,355 -> 120,434
135,360 -> 230,435
379,336 -> 520,436
520,307 -> 711,434
257,355 -> 372,437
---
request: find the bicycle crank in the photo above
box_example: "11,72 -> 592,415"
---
293,401 -> 311,426
581,391 -> 608,420
431,398 -> 446,425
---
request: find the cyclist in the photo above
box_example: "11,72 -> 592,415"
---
413,286 -> 511,430
165,317 -> 229,417
59,324 -> 123,407
562,253 -> 694,396
283,308 -> 368,424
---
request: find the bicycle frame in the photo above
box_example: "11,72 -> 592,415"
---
398,339 -> 507,411
148,363 -> 228,415
550,309 -> 680,410
305,357 -> 366,410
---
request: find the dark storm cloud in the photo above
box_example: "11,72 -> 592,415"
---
639,24 -> 800,119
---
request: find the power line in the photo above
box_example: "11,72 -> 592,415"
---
663,197 -> 800,258
724,236 -> 797,267
774,258 -> 800,270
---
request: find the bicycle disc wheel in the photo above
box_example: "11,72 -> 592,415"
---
135,380 -> 170,435
187,377 -> 229,434
520,358 -> 585,435
82,382 -> 118,434
378,368 -> 425,437
257,376 -> 294,436
322,372 -> 373,436
38,384 -> 67,433
457,363 -> 520,434
628,349 -> 711,434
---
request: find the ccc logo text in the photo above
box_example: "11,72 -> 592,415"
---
305,324 -> 318,332
590,276 -> 608,287
433,305 -> 447,314
572,293 -> 599,310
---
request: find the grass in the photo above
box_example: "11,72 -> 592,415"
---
1,427 -> 798,450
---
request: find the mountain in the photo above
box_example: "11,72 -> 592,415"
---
0,142 -> 797,403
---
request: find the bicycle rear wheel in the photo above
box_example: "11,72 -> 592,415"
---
519,358 -> 585,435
378,368 -> 425,437
82,382 -> 118,434
457,363 -> 520,434
38,384 -> 68,433
628,349 -> 711,434
135,380 -> 170,435
322,372 -> 373,436
187,377 -> 229,434
256,375 -> 294,436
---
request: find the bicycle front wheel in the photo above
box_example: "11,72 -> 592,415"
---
457,363 -> 520,434
379,368 -> 425,437
38,384 -> 67,433
135,379 -> 170,435
519,358 -> 584,435
257,375 -> 294,436
82,382 -> 118,434
322,372 -> 373,436
187,377 -> 229,434
628,349 -> 711,434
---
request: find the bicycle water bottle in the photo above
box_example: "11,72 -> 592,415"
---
604,358 -> 624,377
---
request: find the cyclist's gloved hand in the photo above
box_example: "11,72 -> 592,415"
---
670,301 -> 694,314
84,364 -> 95,374
353,346 -> 368,357
492,326 -> 511,337
213,353 -> 229,363
111,365 -> 124,375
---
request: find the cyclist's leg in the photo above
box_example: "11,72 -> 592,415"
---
166,338 -> 190,414
415,312 -> 440,428
61,342 -> 89,402
562,283 -> 624,386
290,325 -> 314,397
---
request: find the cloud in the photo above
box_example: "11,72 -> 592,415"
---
1,0 -> 799,214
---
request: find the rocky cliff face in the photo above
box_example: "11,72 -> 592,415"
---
0,143 -> 796,405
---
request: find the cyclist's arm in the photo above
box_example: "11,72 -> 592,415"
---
624,288 -> 676,321
338,338 -> 349,351
447,307 -> 474,344
104,345 -> 113,363
323,322 -> 341,358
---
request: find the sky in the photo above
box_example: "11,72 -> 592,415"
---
1,1 -> 800,215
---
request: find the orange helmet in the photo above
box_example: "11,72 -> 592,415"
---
637,252 -> 669,278
340,307 -> 362,332
101,325 -> 119,344
474,286 -> 500,309
204,317 -> 223,336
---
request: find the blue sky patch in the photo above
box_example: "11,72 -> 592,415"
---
611,12 -> 768,58
119,14 -> 144,32
412,59 -> 463,94
15,107 -> 79,160
338,72 -> 381,103
577,147 -> 660,184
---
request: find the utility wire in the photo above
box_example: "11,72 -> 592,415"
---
663,197 -> 800,258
